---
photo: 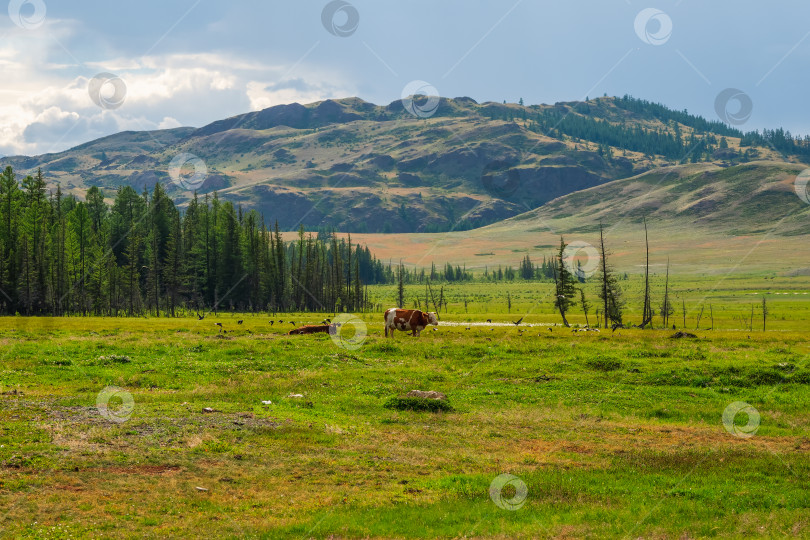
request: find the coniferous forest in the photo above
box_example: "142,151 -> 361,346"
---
0,166 -> 585,317
482,95 -> 810,163
0,166 -> 393,316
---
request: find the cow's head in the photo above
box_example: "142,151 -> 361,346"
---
426,312 -> 439,325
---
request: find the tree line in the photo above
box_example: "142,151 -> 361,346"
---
0,163 -> 598,318
0,166 -> 408,316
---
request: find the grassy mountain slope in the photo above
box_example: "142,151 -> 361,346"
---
342,161 -> 810,274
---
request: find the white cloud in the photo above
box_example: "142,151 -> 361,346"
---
158,116 -> 183,130
246,78 -> 353,111
0,20 -> 356,157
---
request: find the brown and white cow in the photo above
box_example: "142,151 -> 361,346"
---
384,308 -> 438,337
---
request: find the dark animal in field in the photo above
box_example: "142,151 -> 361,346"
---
384,308 -> 438,337
237,320 -> 243,325
670,331 -> 697,339
513,317 -> 524,326
288,324 -> 334,335
486,319 -> 492,323
269,321 -> 274,325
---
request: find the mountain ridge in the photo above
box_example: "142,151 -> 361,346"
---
1,95 -> 805,234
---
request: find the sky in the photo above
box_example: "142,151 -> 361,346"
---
2,0 -> 809,157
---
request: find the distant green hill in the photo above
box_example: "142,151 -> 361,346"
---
345,161 -> 810,274
504,161 -> 809,237
1,96 -> 805,233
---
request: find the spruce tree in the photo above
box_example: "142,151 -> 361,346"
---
553,237 -> 577,327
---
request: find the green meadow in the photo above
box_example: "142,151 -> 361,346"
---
1,278 -> 809,538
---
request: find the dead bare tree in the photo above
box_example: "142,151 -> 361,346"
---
425,282 -> 429,313
426,280 -> 440,319
640,218 -> 654,328
762,297 -> 768,331
660,258 -> 673,327
749,304 -> 754,332
438,286 -> 445,314
580,288 -> 591,327
597,223 -> 624,328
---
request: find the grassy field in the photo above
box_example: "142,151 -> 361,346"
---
368,275 -> 810,332
1,301 -> 809,538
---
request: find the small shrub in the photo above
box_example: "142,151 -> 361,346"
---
586,356 -> 622,372
384,397 -> 453,413
748,369 -> 785,386
789,371 -> 810,384
43,358 -> 72,366
97,354 -> 131,364
773,362 -> 796,373
368,342 -> 399,354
